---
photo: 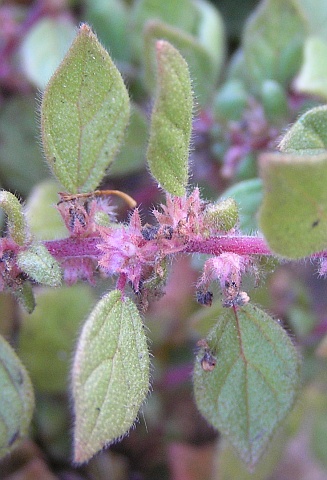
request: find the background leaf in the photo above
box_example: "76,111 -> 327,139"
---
146,40 -> 193,196
193,304 -> 301,467
25,180 -> 68,241
18,285 -> 95,394
221,179 -> 263,233
108,104 -> 148,177
41,24 -> 130,193
0,334 -> 34,459
294,37 -> 327,100
130,0 -> 198,60
295,0 -> 327,42
19,17 -> 76,90
243,0 -> 305,89
72,290 -> 150,463
0,96 -> 49,196
84,0 -> 131,62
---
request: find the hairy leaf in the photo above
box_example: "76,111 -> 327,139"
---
41,24 -> 130,193
259,151 -> 327,258
0,191 -> 29,246
0,334 -> 34,459
14,282 -> 35,315
147,40 -> 193,196
17,244 -> 62,286
193,304 -> 301,467
280,105 -> 327,155
259,106 -> 327,258
138,0 -> 224,105
144,23 -> 207,108
72,290 -> 150,463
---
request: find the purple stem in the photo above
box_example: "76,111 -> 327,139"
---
44,234 -> 273,263
44,236 -> 101,259
184,235 -> 272,256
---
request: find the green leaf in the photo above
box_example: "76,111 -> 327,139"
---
214,79 -> 248,122
14,282 -> 36,315
18,285 -> 95,393
72,290 -> 150,463
0,191 -> 29,246
279,105 -> 327,155
108,104 -> 147,177
195,0 -> 225,64
146,40 -> 193,196
84,0 -> 131,62
189,300 -> 225,336
261,106 -> 327,257
130,0 -> 198,60
260,80 -> 288,122
144,19 -> 220,107
310,393 -> 327,468
0,96 -> 49,196
222,179 -> 263,233
0,334 -> 34,459
193,304 -> 301,467
243,0 -> 305,89
294,37 -> 327,100
259,151 -> 327,258
41,23 -> 130,193
25,179 -> 68,241
295,0 -> 327,42
19,17 -> 76,90
216,437 -> 283,480
17,244 -> 62,286
204,198 -> 238,232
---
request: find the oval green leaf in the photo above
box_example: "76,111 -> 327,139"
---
193,304 -> 301,467
146,40 -> 193,196
41,23 -> 130,193
72,290 -> 150,463
0,334 -> 35,459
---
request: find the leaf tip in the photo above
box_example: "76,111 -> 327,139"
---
79,23 -> 93,36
